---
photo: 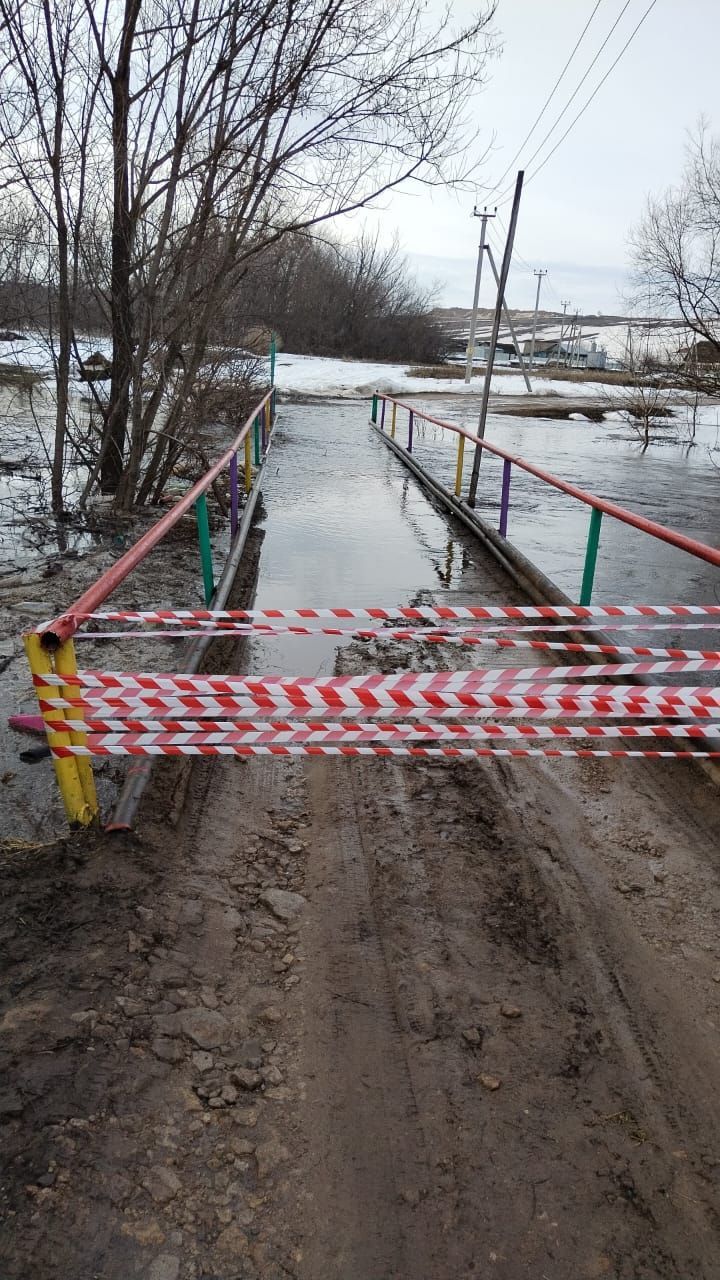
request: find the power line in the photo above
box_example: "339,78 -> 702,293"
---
488,0 -> 604,199
520,0 -> 659,193
493,0 -> 636,206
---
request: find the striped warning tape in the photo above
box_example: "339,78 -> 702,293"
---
67,604 -> 720,622
37,697 -> 720,720
48,742 -> 720,760
52,725 -> 720,747
37,693 -> 720,717
43,718 -> 720,740
32,669 -> 720,694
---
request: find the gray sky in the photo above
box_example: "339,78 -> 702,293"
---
347,0 -> 718,315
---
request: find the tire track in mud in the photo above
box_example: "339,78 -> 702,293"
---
299,763 -> 437,1280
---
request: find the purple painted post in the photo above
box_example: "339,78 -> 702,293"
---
229,450 -> 239,539
499,458 -> 511,538
408,410 -> 414,453
380,397 -> 386,430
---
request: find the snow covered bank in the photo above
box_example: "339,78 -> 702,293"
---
275,352 -> 608,400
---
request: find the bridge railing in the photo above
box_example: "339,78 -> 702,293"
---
22,384 -> 277,826
371,393 -> 720,606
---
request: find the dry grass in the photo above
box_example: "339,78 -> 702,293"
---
406,363 -> 643,389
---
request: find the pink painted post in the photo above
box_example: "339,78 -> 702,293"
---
229,451 -> 239,538
380,397 -> 386,430
499,458 -> 511,537
408,410 -> 414,453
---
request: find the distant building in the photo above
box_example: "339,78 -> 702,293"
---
679,338 -> 720,366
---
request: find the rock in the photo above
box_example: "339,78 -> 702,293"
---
231,1137 -> 256,1156
116,997 -> 145,1017
255,1139 -> 290,1179
653,868 -> 668,883
220,1085 -> 239,1105
192,1051 -> 214,1073
237,1039 -> 264,1069
148,1255 -> 180,1280
143,1166 -> 182,1205
180,1008 -> 229,1049
259,1006 -> 282,1024
259,888 -> 307,923
152,1038 -> 184,1064
500,1004 -> 522,1019
232,1107 -> 260,1128
462,1027 -> 482,1046
128,930 -> 146,954
261,1065 -> 283,1086
200,989 -> 219,1010
231,1068 -> 262,1092
478,1073 -> 502,1092
215,1225 -> 249,1257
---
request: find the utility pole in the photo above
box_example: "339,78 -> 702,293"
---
528,269 -> 547,370
464,206 -> 497,383
566,310 -> 579,367
574,317 -> 584,368
468,170 -> 524,508
558,300 -> 570,365
484,244 -> 532,393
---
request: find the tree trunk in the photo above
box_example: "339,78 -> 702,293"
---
101,0 -> 141,496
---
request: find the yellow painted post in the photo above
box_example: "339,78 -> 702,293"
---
244,433 -> 252,493
55,639 -> 98,816
264,399 -> 271,437
454,435 -> 465,498
23,633 -> 96,826
390,402 -> 397,439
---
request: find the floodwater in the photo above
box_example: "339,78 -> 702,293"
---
376,394 -> 720,606
248,396 -> 720,676
248,401 -> 494,675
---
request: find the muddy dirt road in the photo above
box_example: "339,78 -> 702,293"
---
2,405 -> 720,1279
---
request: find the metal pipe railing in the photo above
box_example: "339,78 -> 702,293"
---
375,392 -> 720,605
42,387 -> 275,647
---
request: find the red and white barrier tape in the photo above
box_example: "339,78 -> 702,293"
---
38,697 -> 720,720
66,604 -> 720,623
33,669 -> 720,695
49,742 -> 720,760
44,717 -> 720,741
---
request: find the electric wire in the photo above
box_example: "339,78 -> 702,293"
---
488,0 -> 605,198
518,0 -> 659,195
493,0 -> 642,206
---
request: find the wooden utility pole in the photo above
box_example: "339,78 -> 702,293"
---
467,171 -> 524,508
484,245 -> 532,393
528,269 -> 547,370
464,207 -> 496,383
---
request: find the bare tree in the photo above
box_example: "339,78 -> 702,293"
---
631,121 -> 720,397
600,328 -> 675,453
1,0 -> 497,512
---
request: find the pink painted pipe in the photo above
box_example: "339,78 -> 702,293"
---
9,714 -> 46,737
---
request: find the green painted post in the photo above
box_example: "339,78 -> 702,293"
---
580,506 -> 603,606
371,393 -> 378,423
253,415 -> 261,465
194,494 -> 214,605
270,333 -> 276,386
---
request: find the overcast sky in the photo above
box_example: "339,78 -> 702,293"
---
345,0 -> 718,315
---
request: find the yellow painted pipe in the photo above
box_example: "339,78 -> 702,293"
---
391,402 -> 397,439
23,633 -> 95,826
55,638 -> 98,817
244,433 -> 252,493
455,434 -> 465,498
